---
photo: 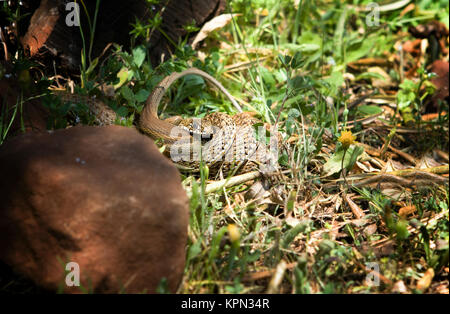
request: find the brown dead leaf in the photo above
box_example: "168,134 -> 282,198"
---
368,66 -> 393,88
434,283 -> 449,294
421,112 -> 448,121
287,134 -> 299,144
434,149 -> 449,163
361,241 -> 395,257
387,145 -> 417,165
416,268 -> 435,292
402,39 -> 422,54
348,57 -> 391,67
417,154 -> 443,169
266,260 -> 288,293
392,280 -> 409,293
400,3 -> 415,17
351,218 -> 369,227
344,194 -> 365,219
192,14 -> 241,49
399,205 -> 416,218
364,223 -> 378,236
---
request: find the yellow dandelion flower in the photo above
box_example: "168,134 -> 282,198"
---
227,224 -> 240,243
338,130 -> 356,149
261,8 -> 269,16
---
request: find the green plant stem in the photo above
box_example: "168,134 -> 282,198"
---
341,148 -> 348,188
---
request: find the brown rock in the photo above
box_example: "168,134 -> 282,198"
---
430,60 -> 449,108
0,125 -> 189,293
0,77 -> 49,135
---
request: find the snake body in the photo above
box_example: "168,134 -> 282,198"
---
139,68 -> 278,174
56,68 -> 278,175
139,68 -> 242,143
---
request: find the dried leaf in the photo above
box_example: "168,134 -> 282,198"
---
392,280 -> 408,293
399,205 -> 416,218
345,194 -> 365,219
364,223 -> 378,236
368,66 -> 392,88
266,260 -> 287,294
191,14 -> 240,48
375,0 -> 412,12
416,268 -> 435,292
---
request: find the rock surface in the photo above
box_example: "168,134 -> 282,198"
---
0,125 -> 189,293
430,60 -> 449,108
0,77 -> 49,135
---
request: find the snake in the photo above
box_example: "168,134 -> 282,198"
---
55,68 -> 279,175
139,68 -> 279,174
